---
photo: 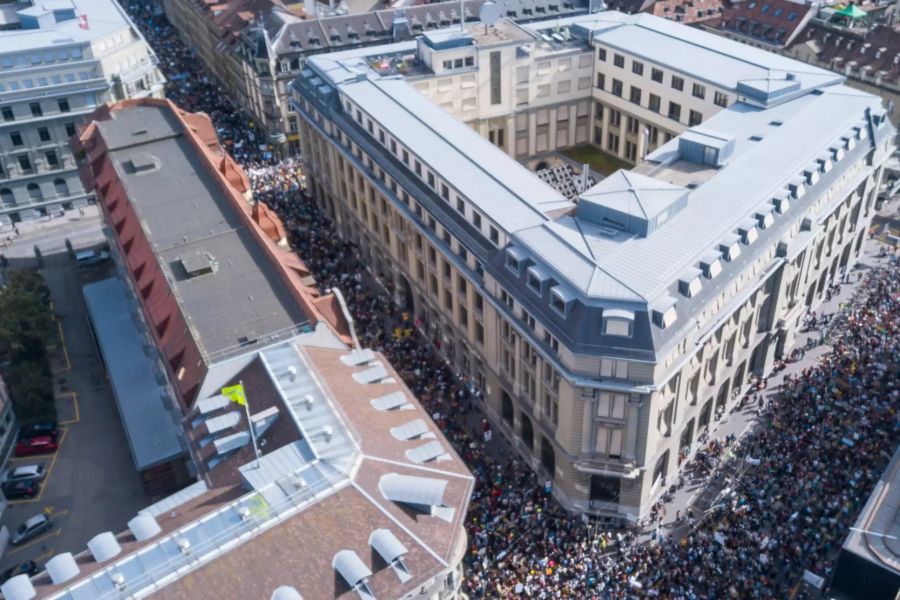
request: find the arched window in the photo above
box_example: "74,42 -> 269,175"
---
26,183 -> 43,202
0,188 -> 14,208
53,178 -> 69,197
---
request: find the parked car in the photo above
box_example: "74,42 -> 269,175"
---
0,561 -> 37,583
14,436 -> 58,457
19,421 -> 58,440
0,480 -> 39,499
3,464 -> 45,484
10,515 -> 52,545
74,248 -> 110,267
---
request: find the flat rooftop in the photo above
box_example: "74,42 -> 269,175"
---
96,105 -> 310,360
0,0 -> 137,53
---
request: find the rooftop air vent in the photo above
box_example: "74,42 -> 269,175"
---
124,156 -> 158,174
0,575 -> 36,600
128,513 -> 161,541
47,553 -> 80,585
179,252 -> 217,278
88,531 -> 122,562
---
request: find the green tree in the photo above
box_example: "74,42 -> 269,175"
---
0,269 -> 52,360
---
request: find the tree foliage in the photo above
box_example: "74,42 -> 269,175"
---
0,269 -> 56,422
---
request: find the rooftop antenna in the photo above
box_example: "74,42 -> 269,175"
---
479,1 -> 500,34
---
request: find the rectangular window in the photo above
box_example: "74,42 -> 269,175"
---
489,51 -> 502,105
611,79 -> 623,97
648,93 -> 660,113
607,133 -> 619,153
489,226 -> 499,245
17,155 -> 32,173
668,101 -> 681,121
45,150 -> 59,168
689,109 -> 703,126
595,102 -> 604,120
714,91 -> 728,107
596,73 -> 605,90
29,102 -> 42,117
597,393 -> 627,419
10,131 -> 23,147
37,127 -> 50,142
613,54 -> 624,68
57,98 -> 70,113
627,116 -> 639,134
629,85 -> 641,104
671,75 -> 684,91
597,48 -> 607,61
631,60 -> 643,76
651,68 -> 663,83
440,183 -> 449,201
1,107 -> 13,122
692,83 -> 706,99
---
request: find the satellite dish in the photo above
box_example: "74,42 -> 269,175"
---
479,1 -> 501,27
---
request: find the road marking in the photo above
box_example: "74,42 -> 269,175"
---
57,392 -> 80,425
5,528 -> 61,556
51,319 -> 71,374
6,428 -> 68,505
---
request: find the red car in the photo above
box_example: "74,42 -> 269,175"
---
14,436 -> 58,457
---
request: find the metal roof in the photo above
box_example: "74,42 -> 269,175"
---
95,105 -> 310,361
332,550 -> 372,588
379,473 -> 448,507
82,278 -> 184,471
369,529 -> 408,564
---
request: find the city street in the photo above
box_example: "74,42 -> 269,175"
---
0,218 -> 149,575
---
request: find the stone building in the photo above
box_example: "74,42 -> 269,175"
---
291,11 -> 894,521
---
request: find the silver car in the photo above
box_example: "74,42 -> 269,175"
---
3,464 -> 45,484
10,515 -> 53,546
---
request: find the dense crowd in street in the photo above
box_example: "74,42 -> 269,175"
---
122,3 -> 900,597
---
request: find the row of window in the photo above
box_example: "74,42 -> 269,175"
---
0,71 -> 96,93
0,179 -> 71,209
2,98 -> 72,124
597,47 -> 730,109
0,46 -> 84,70
440,56 -> 475,71
598,74 -> 705,126
342,98 -> 505,248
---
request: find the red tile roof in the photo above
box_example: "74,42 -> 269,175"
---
788,22 -> 900,85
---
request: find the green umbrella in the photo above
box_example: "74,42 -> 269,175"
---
837,4 -> 866,19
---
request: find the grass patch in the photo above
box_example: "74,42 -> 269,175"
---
561,144 -> 632,177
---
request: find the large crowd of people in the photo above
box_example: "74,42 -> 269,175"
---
122,3 -> 899,597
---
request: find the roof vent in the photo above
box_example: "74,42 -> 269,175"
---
379,473 -> 454,520
271,587 -> 304,600
176,538 -> 191,554
88,531 -> 122,562
124,156 -> 158,174
179,251 -> 217,278
128,513 -> 162,541
0,575 -> 36,600
370,529 -> 412,583
332,550 -> 374,597
46,553 -> 80,584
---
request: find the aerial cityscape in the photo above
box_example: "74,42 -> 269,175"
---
0,0 -> 897,598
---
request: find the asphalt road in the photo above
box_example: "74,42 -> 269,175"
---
0,217 -> 150,576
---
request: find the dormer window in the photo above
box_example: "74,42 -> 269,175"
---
652,297 -> 678,328
506,247 -> 524,274
854,126 -> 867,140
789,180 -> 805,199
678,271 -> 702,297
550,286 -> 573,317
804,169 -> 820,186
526,265 -> 549,295
719,237 -> 741,261
843,136 -> 856,151
818,156 -> 833,173
603,309 -> 634,337
756,209 -> 774,229
739,222 -> 758,245
773,196 -> 790,214
700,254 -> 722,279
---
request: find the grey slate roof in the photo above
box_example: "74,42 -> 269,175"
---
83,278 -> 184,471
96,105 -> 310,360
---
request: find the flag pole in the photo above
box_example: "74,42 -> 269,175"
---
241,380 -> 262,468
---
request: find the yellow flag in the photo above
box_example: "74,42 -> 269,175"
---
221,383 -> 246,406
